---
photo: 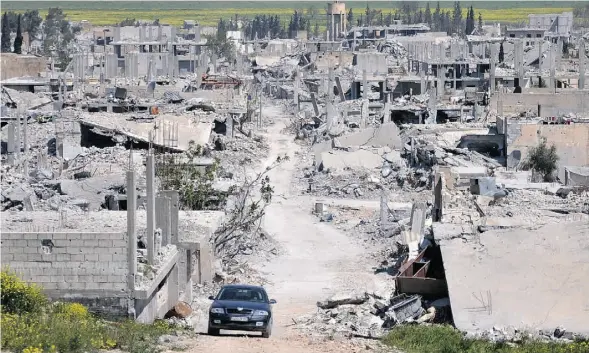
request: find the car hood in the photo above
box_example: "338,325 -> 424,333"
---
212,300 -> 271,311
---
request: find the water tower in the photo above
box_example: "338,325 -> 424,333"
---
327,0 -> 346,41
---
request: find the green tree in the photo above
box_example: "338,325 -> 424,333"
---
425,3 -> 432,27
1,12 -> 11,52
465,5 -> 475,35
452,1 -> 463,35
205,33 -> 235,62
347,8 -> 354,27
13,14 -> 22,54
43,8 -> 77,70
433,2 -> 441,31
499,42 -> 505,63
22,10 -> 42,40
478,12 -> 483,29
522,137 -> 559,181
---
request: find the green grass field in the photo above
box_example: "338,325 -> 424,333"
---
0,1 -> 577,27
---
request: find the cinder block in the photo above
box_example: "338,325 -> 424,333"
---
63,233 -> 81,240
35,275 -> 51,283
83,240 -> 100,247
94,275 -> 108,283
43,282 -> 58,290
13,254 -> 28,261
9,247 -> 24,254
66,247 -> 82,254
111,254 -> 126,262
55,254 -> 70,261
23,247 -> 40,254
98,254 -> 113,262
111,240 -> 127,248
64,275 -> 79,282
50,275 -> 65,282
2,254 -> 13,261
84,254 -> 99,261
108,275 -> 126,283
71,282 -> 86,290
22,233 -> 39,240
56,282 -> 72,290
52,233 -> 69,240
67,239 -> 84,247
85,282 -> 100,290
98,282 -> 114,290
70,254 -> 84,261
5,261 -> 25,268
110,233 -> 126,240
13,240 -> 28,247
110,261 -> 126,269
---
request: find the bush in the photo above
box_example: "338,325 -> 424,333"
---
1,269 -> 48,315
522,137 -> 559,182
0,270 -> 175,353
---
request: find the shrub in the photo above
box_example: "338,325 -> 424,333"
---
1,269 -> 48,315
521,137 -> 559,182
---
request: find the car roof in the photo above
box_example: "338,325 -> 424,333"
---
220,284 -> 266,291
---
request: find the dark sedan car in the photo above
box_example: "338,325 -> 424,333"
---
207,284 -> 276,338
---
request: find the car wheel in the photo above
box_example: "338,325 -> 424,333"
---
208,326 -> 220,336
262,324 -> 272,338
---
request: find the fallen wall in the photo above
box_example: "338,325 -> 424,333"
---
1,232 -> 130,317
0,54 -> 47,81
493,92 -> 589,115
506,123 -> 589,181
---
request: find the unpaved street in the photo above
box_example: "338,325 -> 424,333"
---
182,107 -> 392,352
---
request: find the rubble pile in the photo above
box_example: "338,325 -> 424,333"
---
296,291 -> 451,339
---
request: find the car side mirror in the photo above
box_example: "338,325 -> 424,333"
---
208,296 -> 215,300
269,299 -> 277,304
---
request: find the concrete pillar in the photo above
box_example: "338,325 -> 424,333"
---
328,67 -> 334,100
579,40 -> 585,90
362,69 -> 368,99
126,170 -> 137,292
335,76 -> 345,102
490,44 -> 496,94
22,113 -> 28,175
15,115 -> 21,160
380,192 -> 388,229
361,99 -> 369,129
146,152 -> 156,265
515,39 -> 525,85
310,92 -> 320,116
420,69 -> 425,95
497,93 -> 503,115
7,122 -> 15,165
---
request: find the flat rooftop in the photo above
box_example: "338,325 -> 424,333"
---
1,210 -> 225,244
435,221 -> 589,335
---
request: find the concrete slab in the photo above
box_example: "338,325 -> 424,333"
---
437,221 -> 589,335
320,149 -> 383,171
80,114 -> 212,151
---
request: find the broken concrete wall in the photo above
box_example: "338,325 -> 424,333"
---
1,232 -> 130,317
0,54 -> 47,80
355,52 -> 387,76
491,92 -> 589,115
564,166 -> 589,186
506,123 -> 589,181
313,123 -> 402,165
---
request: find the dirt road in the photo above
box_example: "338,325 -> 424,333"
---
181,108 -> 392,352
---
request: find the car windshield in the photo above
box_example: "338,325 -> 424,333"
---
217,287 -> 267,302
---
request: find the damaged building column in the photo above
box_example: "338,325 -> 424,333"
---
406,202 -> 427,259
6,122 -> 16,165
126,168 -> 137,295
146,148 -> 156,265
361,99 -> 369,129
489,43 -> 496,94
579,40 -> 585,90
362,69 -> 368,99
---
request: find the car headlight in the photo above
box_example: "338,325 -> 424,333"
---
210,308 -> 225,314
253,310 -> 268,316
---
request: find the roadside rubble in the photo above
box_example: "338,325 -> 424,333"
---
296,291 -> 452,339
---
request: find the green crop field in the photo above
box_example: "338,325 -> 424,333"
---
0,1 -> 578,27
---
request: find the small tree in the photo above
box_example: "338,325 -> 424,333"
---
499,42 -> 505,63
13,14 -> 22,54
478,12 -> 483,30
522,137 -> 559,181
1,12 -> 11,52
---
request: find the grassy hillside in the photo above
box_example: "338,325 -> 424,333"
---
0,1 -> 576,26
